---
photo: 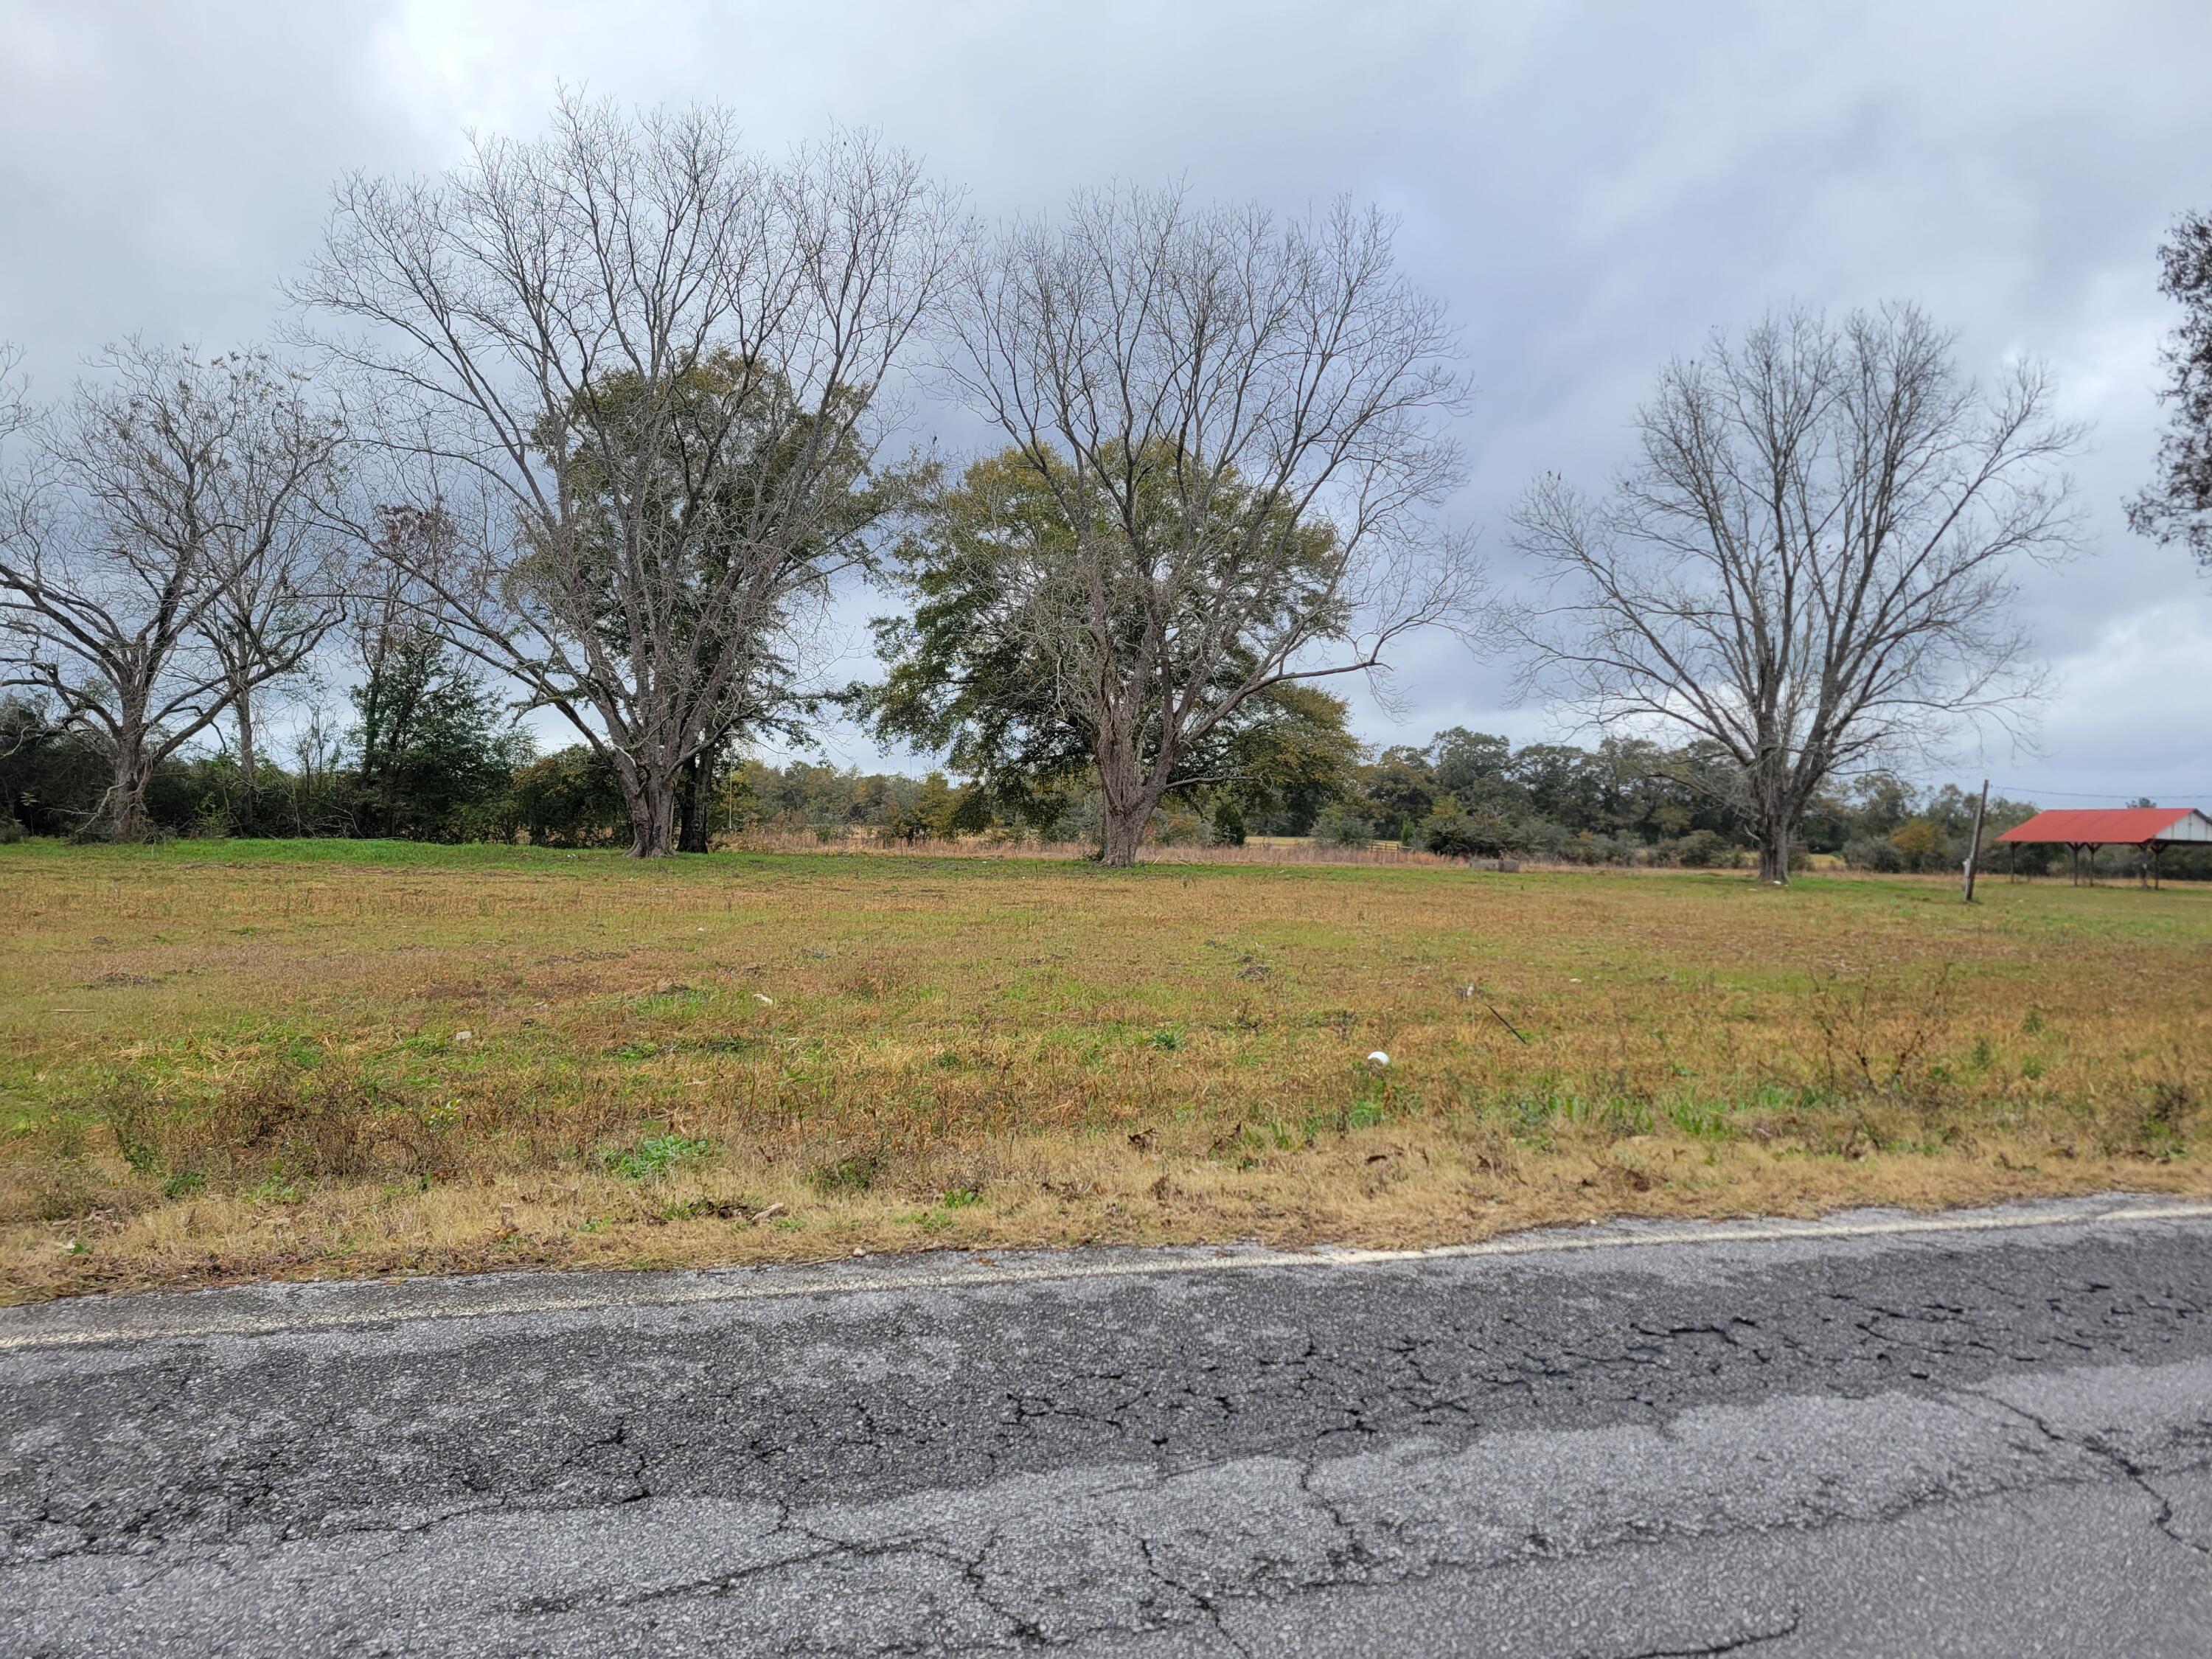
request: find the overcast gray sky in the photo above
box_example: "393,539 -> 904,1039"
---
5,0 -> 2208,801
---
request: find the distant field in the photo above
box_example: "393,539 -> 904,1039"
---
3,838 -> 2208,1301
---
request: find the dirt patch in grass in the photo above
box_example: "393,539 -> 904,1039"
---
3,838 -> 2209,1301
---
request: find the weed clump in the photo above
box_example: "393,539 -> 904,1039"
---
605,1135 -> 712,1180
810,1148 -> 888,1194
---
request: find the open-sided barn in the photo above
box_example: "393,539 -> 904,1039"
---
1995,807 -> 2212,885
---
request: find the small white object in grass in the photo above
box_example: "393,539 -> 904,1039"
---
1367,1050 -> 1390,1066
453,1029 -> 474,1045
754,993 -> 774,1006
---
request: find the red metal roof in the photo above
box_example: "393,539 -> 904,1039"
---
1996,807 -> 2197,845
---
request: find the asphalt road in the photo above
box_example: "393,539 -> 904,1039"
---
2,1196 -> 2210,1656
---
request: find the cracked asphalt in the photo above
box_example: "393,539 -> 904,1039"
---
1,1197 -> 2209,1655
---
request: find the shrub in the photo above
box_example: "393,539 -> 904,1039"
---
509,746 -> 626,846
1150,809 -> 1207,846
1311,804 -> 1375,846
810,1148 -> 887,1193
1843,834 -> 1905,873
1420,796 -> 1521,858
1516,818 -> 1575,863
1668,829 -> 1738,869
1888,816 -> 1954,872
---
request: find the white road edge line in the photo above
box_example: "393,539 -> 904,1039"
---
5,1200 -> 2210,1352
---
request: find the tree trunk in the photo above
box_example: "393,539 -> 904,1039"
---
624,764 -> 681,858
1756,815 -> 1792,885
1098,768 -> 1168,869
1094,723 -> 1164,869
379,750 -> 403,839
1099,801 -> 1148,868
109,741 -> 153,843
233,681 -> 258,838
677,746 -> 717,855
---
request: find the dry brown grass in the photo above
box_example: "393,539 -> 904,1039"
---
3,838 -> 2208,1301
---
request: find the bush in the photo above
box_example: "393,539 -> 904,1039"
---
1420,795 -> 1522,858
1559,830 -> 1636,866
1150,809 -> 1206,846
0,698 -> 108,835
1419,801 -> 1480,858
1515,818 -> 1576,863
509,746 -> 625,846
1311,804 -> 1375,846
1667,829 -> 1738,869
1888,816 -> 1955,872
1843,834 -> 1905,874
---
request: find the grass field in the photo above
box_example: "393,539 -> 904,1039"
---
3,838 -> 2209,1301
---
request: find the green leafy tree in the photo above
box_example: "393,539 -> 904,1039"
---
2130,209 -> 2212,567
349,632 -> 527,840
300,101 -> 956,857
509,745 -> 629,846
935,189 -> 1481,866
863,449 -> 1366,853
0,697 -> 106,835
1361,746 -> 1437,841
1430,728 -> 1515,800
1214,681 -> 1361,833
1421,795 -> 1522,858
534,355 -> 902,854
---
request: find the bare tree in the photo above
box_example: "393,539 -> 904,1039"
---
197,358 -> 348,833
0,344 -> 33,805
936,185 -> 1482,866
294,94 -> 958,856
0,343 -> 345,839
1510,305 -> 2084,884
0,344 -> 25,441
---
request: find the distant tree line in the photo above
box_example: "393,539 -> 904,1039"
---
21,674 -> 2205,879
4,94 -> 2193,885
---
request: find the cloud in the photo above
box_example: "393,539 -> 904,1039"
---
2,0 -> 2207,799
2036,604 -> 2212,802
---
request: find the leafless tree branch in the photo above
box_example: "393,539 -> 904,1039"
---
0,342 -> 347,838
937,184 -> 1484,865
1509,304 -> 2087,883
292,93 -> 960,855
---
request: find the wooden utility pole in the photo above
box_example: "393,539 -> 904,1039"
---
1962,778 -> 1991,903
